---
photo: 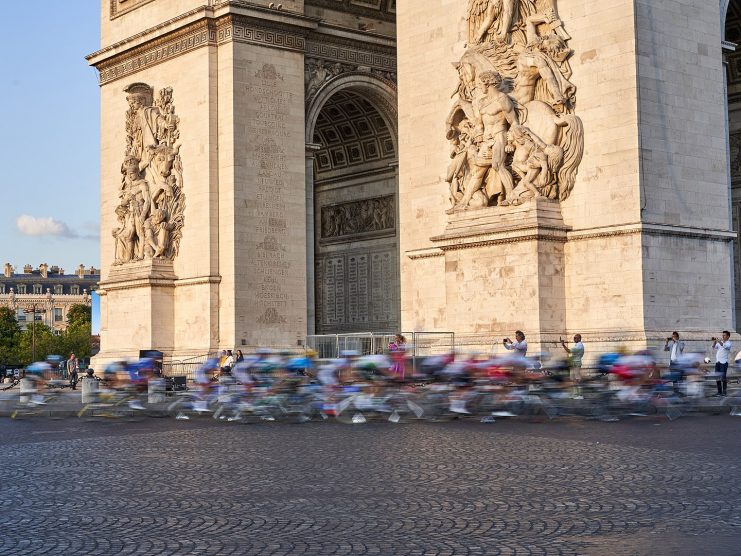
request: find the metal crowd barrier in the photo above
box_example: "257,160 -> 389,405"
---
305,331 -> 456,372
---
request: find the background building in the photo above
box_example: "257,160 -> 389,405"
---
0,264 -> 97,334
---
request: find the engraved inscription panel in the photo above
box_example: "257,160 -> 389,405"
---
245,64 -> 296,327
316,248 -> 397,332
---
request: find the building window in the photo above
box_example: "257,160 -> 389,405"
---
16,309 -> 25,321
33,284 -> 42,295
17,285 -> 26,294
54,285 -> 63,295
54,308 -> 63,322
70,285 -> 80,295
0,284 -> 4,294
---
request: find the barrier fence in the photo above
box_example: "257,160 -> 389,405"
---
159,332 -> 456,382
306,332 -> 456,373
161,353 -> 216,383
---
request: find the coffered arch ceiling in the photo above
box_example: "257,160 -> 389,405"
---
312,90 -> 395,177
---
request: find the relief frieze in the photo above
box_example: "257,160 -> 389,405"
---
320,195 -> 395,242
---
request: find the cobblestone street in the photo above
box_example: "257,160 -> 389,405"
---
1,417 -> 740,555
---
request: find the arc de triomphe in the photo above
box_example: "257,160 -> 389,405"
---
89,0 -> 740,361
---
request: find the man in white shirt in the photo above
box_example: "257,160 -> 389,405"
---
664,332 -> 685,366
664,332 -> 686,390
711,331 -> 732,397
561,334 -> 585,399
503,331 -> 528,357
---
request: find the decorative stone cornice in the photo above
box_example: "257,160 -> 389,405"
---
567,223 -> 737,243
89,5 -> 215,62
99,277 -> 177,292
95,19 -> 216,85
174,275 -> 222,287
91,13 -> 310,85
424,222 -> 737,252
433,231 -> 569,252
405,248 -> 444,260
430,219 -> 570,251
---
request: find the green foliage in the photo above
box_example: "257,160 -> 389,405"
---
0,307 -> 21,365
64,304 -> 92,361
17,322 -> 55,364
67,304 -> 92,328
0,304 -> 93,365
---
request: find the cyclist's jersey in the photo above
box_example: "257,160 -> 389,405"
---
232,363 -> 254,386
317,365 -> 338,386
194,368 -> 209,385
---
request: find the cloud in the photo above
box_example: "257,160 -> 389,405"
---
15,215 -> 98,240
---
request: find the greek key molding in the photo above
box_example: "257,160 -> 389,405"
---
305,37 -> 396,72
96,20 -> 216,85
216,15 -> 306,51
94,16 -> 307,85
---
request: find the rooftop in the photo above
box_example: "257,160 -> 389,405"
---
3,263 -> 99,280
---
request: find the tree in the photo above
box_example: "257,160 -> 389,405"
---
17,322 -> 55,364
0,307 -> 21,365
67,304 -> 92,328
64,304 -> 92,360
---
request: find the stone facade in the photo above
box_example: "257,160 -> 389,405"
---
90,0 -> 741,362
398,0 -> 739,355
0,264 -> 96,333
89,0 -> 398,362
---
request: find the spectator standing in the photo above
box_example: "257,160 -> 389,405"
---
503,331 -> 528,357
664,332 -> 685,368
67,353 -> 79,390
222,350 -> 234,375
388,334 -> 407,380
664,332 -> 686,390
235,350 -> 244,364
561,334 -> 585,399
712,331 -> 732,397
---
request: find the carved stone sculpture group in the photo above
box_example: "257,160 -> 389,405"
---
321,196 -> 395,240
445,0 -> 584,212
113,83 -> 185,265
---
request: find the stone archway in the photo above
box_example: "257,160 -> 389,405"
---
305,75 -> 399,335
723,0 -> 733,40
725,0 -> 741,329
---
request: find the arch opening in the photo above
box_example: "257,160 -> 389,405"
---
309,87 -> 400,335
726,0 -> 741,329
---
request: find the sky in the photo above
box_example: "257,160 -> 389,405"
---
0,1 -> 100,274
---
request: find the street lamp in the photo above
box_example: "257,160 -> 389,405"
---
23,304 -> 46,363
